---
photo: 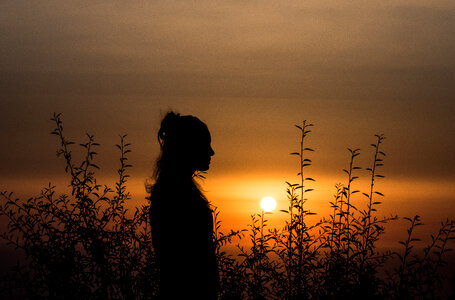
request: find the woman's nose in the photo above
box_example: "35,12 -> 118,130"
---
209,146 -> 215,156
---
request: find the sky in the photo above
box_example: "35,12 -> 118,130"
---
1,0 -> 454,247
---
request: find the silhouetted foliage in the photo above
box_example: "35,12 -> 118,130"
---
0,113 -> 159,299
1,114 -> 454,299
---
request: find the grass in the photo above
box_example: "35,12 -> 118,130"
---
0,113 -> 454,299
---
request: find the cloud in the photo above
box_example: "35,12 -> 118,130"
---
1,0 -> 454,183
1,1 -> 454,79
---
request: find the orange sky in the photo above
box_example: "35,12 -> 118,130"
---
1,1 -> 454,243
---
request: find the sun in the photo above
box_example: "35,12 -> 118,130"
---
260,196 -> 277,212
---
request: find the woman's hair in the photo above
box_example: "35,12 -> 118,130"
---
153,111 -> 209,180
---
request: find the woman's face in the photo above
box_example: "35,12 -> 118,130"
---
192,129 -> 215,172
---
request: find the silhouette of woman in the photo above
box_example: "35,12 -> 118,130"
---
149,112 -> 218,299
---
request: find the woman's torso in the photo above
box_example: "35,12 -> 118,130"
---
150,177 -> 218,299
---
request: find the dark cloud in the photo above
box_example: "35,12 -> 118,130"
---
1,0 -> 454,183
1,1 -> 454,100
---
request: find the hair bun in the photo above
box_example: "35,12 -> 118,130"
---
158,111 -> 181,144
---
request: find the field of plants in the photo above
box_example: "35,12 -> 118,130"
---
1,113 -> 453,299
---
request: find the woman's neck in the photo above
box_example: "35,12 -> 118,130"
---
159,167 -> 194,182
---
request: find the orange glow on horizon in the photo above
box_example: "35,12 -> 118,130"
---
2,173 -> 454,243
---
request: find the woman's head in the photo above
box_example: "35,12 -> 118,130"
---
155,112 -> 214,178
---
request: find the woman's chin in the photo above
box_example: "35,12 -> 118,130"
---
197,163 -> 210,172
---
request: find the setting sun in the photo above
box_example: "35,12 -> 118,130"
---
260,196 -> 277,212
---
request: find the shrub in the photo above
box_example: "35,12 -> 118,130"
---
0,113 -> 159,299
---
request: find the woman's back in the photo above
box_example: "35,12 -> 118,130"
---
150,174 -> 218,299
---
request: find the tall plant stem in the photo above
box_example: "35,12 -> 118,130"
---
361,134 -> 385,266
344,148 -> 359,261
